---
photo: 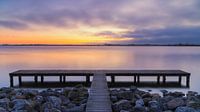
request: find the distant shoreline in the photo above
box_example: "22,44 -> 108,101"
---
1,44 -> 200,47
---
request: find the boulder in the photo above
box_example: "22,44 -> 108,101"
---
11,99 -> 34,111
130,86 -> 137,92
134,99 -> 146,112
0,98 -> 10,109
116,91 -> 133,100
175,106 -> 196,112
113,100 -> 132,112
111,95 -> 118,102
167,98 -> 185,110
62,104 -> 85,112
0,107 -> 8,112
148,100 -> 162,112
167,91 -> 185,97
47,96 -> 62,109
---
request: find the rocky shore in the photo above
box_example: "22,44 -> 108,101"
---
110,86 -> 200,112
0,84 -> 88,112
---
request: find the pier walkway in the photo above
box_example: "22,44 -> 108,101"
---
9,70 -> 191,88
86,72 -> 112,112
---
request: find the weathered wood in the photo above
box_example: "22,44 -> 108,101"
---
86,73 -> 112,112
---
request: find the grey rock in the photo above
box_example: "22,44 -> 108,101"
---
167,91 -> 185,97
116,91 -> 133,100
113,100 -> 132,112
130,86 -> 137,92
148,100 -> 162,112
187,91 -> 198,97
160,90 -> 168,96
0,98 -> 10,109
47,96 -> 62,109
111,95 -> 118,102
62,104 -> 85,112
175,106 -> 196,112
135,99 -> 144,107
0,107 -> 8,112
167,98 -> 185,110
11,99 -> 33,111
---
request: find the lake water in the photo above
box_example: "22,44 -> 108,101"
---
0,46 -> 200,92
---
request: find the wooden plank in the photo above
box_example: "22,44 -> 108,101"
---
86,72 -> 112,112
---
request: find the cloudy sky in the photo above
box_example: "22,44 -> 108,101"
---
0,0 -> 200,44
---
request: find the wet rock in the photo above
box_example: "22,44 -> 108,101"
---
68,85 -> 88,101
0,87 -> 14,94
187,100 -> 200,109
62,104 -> 85,112
130,86 -> 137,92
134,99 -> 146,112
167,91 -> 185,97
0,93 -> 7,99
187,91 -> 198,97
111,95 -> 118,102
148,100 -> 162,112
113,100 -> 132,112
152,93 -> 161,101
175,106 -> 196,112
167,98 -> 185,110
116,91 -> 133,100
142,92 -> 152,98
0,98 -> 10,110
160,90 -> 168,96
135,99 -> 144,107
60,96 -> 70,106
47,96 -> 62,109
11,99 -> 34,111
0,107 -> 8,112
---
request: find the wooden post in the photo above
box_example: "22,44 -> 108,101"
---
137,75 -> 140,84
59,75 -> 62,83
34,76 -> 38,83
111,75 -> 115,83
18,76 -> 22,86
41,75 -> 44,83
163,75 -> 166,84
86,75 -> 90,84
63,75 -> 66,83
10,75 -> 14,87
186,75 -> 190,87
134,75 -> 137,84
178,76 -> 182,85
157,75 -> 160,84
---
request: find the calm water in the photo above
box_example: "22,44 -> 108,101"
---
0,46 -> 200,92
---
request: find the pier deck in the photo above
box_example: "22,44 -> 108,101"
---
86,72 -> 112,112
9,70 -> 190,87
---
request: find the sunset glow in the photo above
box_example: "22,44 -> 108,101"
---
0,0 -> 200,44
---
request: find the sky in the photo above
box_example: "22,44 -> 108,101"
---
0,0 -> 200,45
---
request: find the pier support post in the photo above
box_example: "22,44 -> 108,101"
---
10,75 -> 14,87
157,75 -> 160,84
86,75 -> 90,84
186,75 -> 190,87
134,75 -> 137,84
41,75 -> 44,83
137,75 -> 140,84
18,76 -> 22,86
178,76 -> 182,85
59,75 -> 62,83
63,75 -> 66,83
163,76 -> 166,84
34,76 -> 38,83
111,75 -> 115,84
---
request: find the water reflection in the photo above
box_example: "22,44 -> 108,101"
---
0,46 -> 200,92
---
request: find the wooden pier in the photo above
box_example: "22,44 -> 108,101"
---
86,72 -> 112,112
9,70 -> 190,88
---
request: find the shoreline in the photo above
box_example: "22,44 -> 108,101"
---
0,86 -> 200,112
